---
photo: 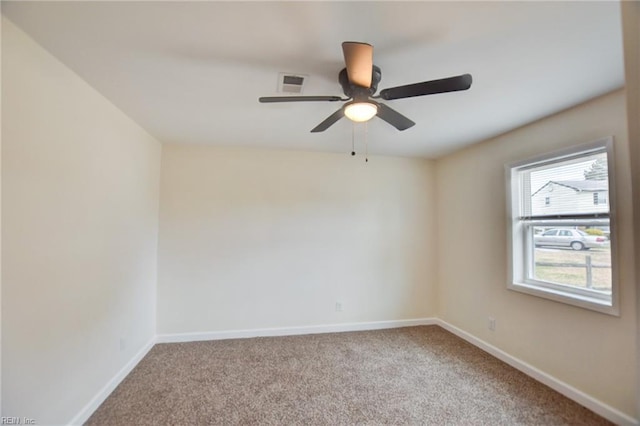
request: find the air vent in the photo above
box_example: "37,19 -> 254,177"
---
278,73 -> 307,94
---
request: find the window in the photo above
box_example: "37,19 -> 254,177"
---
593,192 -> 607,205
506,138 -> 618,315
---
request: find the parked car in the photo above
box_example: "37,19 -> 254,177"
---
534,228 -> 609,251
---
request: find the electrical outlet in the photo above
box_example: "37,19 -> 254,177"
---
335,301 -> 343,312
488,317 -> 496,331
119,337 -> 127,351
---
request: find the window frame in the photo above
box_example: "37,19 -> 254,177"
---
505,137 -> 619,315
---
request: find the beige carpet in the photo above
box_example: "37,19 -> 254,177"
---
86,326 -> 610,425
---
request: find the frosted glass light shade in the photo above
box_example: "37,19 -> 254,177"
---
344,102 -> 377,122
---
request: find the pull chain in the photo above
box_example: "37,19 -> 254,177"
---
365,121 -> 369,163
351,123 -> 356,156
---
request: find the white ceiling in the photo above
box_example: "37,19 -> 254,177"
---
2,1 -> 625,158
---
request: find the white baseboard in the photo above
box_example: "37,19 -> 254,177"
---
68,336 -> 157,426
156,318 -> 437,343
435,319 -> 638,426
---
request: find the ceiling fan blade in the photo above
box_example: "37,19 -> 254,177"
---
310,108 -> 345,133
379,74 -> 472,101
342,42 -> 373,88
375,103 -> 415,131
259,96 -> 344,103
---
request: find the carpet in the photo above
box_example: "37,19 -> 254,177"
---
86,326 -> 610,425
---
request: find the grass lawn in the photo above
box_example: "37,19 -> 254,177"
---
534,247 -> 611,292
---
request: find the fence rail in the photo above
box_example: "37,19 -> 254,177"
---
535,254 -> 610,288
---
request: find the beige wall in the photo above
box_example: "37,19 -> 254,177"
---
621,0 -> 640,418
157,145 -> 436,334
436,90 -> 637,417
1,18 -> 162,424
0,12 -> 4,418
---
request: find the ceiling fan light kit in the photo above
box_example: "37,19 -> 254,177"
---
344,101 -> 378,122
259,41 -> 472,133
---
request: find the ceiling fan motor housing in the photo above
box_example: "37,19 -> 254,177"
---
339,66 -> 381,99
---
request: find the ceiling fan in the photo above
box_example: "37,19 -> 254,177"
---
259,42 -> 472,132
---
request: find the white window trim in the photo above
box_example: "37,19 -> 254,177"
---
505,137 -> 620,316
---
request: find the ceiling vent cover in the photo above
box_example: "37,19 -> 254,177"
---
278,73 -> 307,94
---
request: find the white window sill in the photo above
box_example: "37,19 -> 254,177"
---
508,281 -> 619,316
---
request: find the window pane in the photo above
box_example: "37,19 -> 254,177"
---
525,152 -> 608,217
532,225 -> 611,294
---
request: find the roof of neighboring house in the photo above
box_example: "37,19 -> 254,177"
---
532,180 -> 608,197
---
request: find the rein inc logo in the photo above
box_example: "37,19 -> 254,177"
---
1,418 -> 36,425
